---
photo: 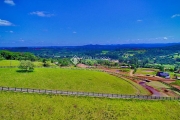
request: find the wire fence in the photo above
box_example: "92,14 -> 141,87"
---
1,66 -> 180,95
0,86 -> 180,100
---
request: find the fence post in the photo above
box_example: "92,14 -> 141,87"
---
15,87 -> 16,91
21,88 -> 22,92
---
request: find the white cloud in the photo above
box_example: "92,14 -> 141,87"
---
4,0 -> 15,6
171,14 -> 180,18
0,19 -> 13,26
163,37 -> 168,40
73,31 -> 77,34
30,11 -> 54,17
137,20 -> 143,22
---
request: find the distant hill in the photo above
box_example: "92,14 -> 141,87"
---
0,43 -> 179,51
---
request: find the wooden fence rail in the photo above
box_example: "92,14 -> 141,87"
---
0,86 -> 180,100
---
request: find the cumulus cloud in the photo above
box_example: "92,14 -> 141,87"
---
0,19 -> 13,26
171,14 -> 180,18
4,0 -> 15,6
30,11 -> 54,17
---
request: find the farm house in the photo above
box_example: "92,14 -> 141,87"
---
156,72 -> 170,79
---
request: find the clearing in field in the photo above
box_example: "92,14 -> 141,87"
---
0,68 -> 148,95
0,91 -> 179,120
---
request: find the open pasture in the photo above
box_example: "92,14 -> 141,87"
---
0,91 -> 179,120
0,68 -> 148,95
0,60 -> 20,66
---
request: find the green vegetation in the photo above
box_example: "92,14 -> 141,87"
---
33,61 -> 43,67
121,77 -> 150,95
147,81 -> 170,91
18,60 -> 34,72
172,80 -> 180,86
0,60 -> 20,66
135,68 -> 159,76
0,68 -> 143,94
0,91 -> 179,120
0,50 -> 37,61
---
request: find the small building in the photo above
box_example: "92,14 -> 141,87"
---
156,72 -> 170,79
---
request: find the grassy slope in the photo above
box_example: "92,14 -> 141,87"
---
120,77 -> 150,95
172,80 -> 180,86
0,91 -> 179,120
0,68 -> 144,94
0,60 -> 20,66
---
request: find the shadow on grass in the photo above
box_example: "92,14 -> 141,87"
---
16,70 -> 34,73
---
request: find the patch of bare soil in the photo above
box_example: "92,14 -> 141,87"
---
77,64 -> 89,68
161,88 -> 179,97
172,85 -> 180,90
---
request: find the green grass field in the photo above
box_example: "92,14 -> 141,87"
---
0,91 -> 179,120
0,60 -> 56,67
33,61 -> 43,67
0,60 -> 20,66
120,77 -> 150,95
0,68 -> 148,95
172,80 -> 180,86
135,68 -> 159,76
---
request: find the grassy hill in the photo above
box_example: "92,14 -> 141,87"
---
0,91 -> 179,120
0,60 -> 20,66
0,68 -> 149,95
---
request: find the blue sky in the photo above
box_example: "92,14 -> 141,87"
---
0,0 -> 180,46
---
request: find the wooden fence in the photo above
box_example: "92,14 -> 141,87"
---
0,86 -> 180,100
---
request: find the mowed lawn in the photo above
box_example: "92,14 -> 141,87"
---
0,91 -> 179,120
0,68 -> 141,94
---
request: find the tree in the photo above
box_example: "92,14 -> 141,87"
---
42,58 -> 50,67
19,60 -> 34,72
159,65 -> 164,72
